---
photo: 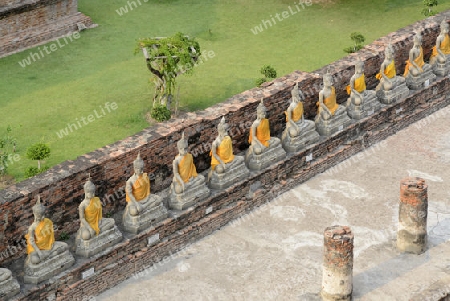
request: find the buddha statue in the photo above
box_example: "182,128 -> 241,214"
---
403,31 -> 436,90
375,43 -> 409,104
24,196 -> 75,284
345,59 -> 381,120
0,268 -> 20,299
430,19 -> 450,76
208,117 -> 249,190
281,83 -> 320,153
170,132 -> 210,210
122,153 -> 168,234
245,99 -> 286,170
75,176 -> 122,256
315,71 -> 352,137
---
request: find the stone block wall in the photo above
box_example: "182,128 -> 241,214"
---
0,0 -> 93,57
1,9 -> 450,301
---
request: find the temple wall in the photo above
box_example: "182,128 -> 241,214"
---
1,10 -> 450,301
0,0 -> 93,57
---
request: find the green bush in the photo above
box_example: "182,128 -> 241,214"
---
255,77 -> 267,87
26,143 -> 50,169
24,166 -> 49,178
422,0 -> 438,16
260,65 -> 277,79
150,105 -> 171,122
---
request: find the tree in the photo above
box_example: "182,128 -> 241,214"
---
344,32 -> 366,54
26,143 -> 50,169
136,32 -> 200,111
422,0 -> 438,16
256,65 -> 277,86
0,125 -> 16,176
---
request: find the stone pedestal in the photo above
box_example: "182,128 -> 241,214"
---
76,223 -> 123,257
0,269 -> 20,300
281,120 -> 320,153
209,156 -> 249,190
170,175 -> 210,210
405,67 -> 436,90
123,196 -> 168,234
245,137 -> 286,171
315,113 -> 352,137
432,60 -> 450,77
376,80 -> 410,105
24,243 -> 75,284
397,177 -> 428,255
346,90 -> 381,120
321,225 -> 353,301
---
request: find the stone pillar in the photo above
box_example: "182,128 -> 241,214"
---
397,177 -> 428,254
321,225 -> 353,301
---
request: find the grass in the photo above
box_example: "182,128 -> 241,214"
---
1,0 -> 450,181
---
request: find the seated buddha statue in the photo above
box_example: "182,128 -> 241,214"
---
76,176 -> 122,256
403,32 -> 435,89
245,99 -> 286,170
24,196 -> 74,284
314,71 -> 352,136
122,153 -> 167,234
208,117 -> 249,189
0,268 -> 20,299
375,43 -> 409,104
430,20 -> 450,76
281,83 -> 319,153
345,59 -> 380,120
170,132 -> 210,210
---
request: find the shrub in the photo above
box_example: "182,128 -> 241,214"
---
150,105 -> 172,122
260,65 -> 277,79
24,166 -> 49,178
255,77 -> 267,87
26,143 -> 50,169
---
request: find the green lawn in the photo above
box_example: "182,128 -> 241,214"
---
1,0 -> 450,181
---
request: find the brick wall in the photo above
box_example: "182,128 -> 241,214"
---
0,0 -> 93,57
1,10 -> 450,301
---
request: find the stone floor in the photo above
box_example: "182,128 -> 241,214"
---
96,105 -> 450,301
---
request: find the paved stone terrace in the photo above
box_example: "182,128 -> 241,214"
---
97,103 -> 450,301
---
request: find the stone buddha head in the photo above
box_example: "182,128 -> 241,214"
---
217,117 -> 228,137
413,31 -> 422,47
84,176 -> 96,200
133,152 -> 144,176
32,195 -> 45,222
384,43 -> 394,61
441,20 -> 449,34
177,132 -> 188,156
323,70 -> 333,88
355,59 -> 364,75
256,99 -> 267,120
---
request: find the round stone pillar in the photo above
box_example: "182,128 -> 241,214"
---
321,225 -> 353,301
397,177 -> 428,254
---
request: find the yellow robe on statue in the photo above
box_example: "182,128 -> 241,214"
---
403,47 -> 425,76
248,118 -> 270,147
376,60 -> 396,80
285,102 -> 304,122
178,153 -> 198,183
85,197 -> 102,235
431,34 -> 450,59
210,136 -> 235,170
25,218 -> 55,254
346,74 -> 366,95
317,87 -> 339,116
126,174 -> 150,202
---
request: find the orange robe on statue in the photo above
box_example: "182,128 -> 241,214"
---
431,34 -> 450,59
376,60 -> 396,80
346,74 -> 366,95
25,218 -> 55,254
126,174 -> 150,202
285,102 -> 304,122
403,47 -> 425,76
178,154 -> 198,183
248,118 -> 270,147
84,197 -> 102,235
317,87 -> 339,116
210,136 -> 235,170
